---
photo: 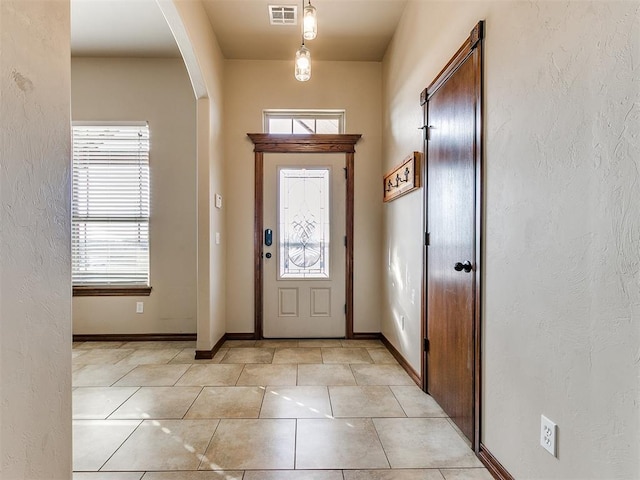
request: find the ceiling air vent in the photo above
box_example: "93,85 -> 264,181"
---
269,5 -> 297,25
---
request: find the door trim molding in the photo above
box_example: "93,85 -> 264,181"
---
247,134 -> 362,339
420,20 -> 484,452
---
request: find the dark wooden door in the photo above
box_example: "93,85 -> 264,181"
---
424,25 -> 483,445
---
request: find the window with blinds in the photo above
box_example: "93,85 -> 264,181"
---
72,123 -> 150,286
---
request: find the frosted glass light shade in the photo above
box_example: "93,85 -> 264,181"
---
295,45 -> 311,81
303,4 -> 317,40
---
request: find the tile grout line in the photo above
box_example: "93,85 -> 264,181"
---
103,385 -> 141,420
370,416 -> 393,471
196,416 -> 223,471
108,364 -> 137,387
75,340 -> 486,476
348,363 -> 361,386
236,364 -> 248,386
115,347 -> 136,364
167,348 -> 182,364
173,362 -> 196,386
95,418 -> 143,472
218,347 -> 232,363
181,385 -> 205,420
388,385 -> 410,418
327,384 -> 335,418
257,378 -> 268,419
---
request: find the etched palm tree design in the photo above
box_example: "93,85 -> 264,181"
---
288,212 -> 321,268
280,167 -> 329,278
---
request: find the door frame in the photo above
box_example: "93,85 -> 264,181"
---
420,21 -> 484,451
247,133 -> 362,339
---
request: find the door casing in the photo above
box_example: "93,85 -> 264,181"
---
248,134 -> 362,339
420,21 -> 484,452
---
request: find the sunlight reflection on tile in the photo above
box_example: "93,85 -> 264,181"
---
200,419 -> 295,470
142,472 -> 243,480
260,386 -> 332,418
102,419 -> 219,471
72,340 -> 480,476
109,387 -> 201,419
296,418 -> 389,469
73,420 -> 141,471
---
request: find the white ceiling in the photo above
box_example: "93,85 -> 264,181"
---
71,0 -> 407,61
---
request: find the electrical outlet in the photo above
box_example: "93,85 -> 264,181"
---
136,302 -> 144,314
540,415 -> 557,457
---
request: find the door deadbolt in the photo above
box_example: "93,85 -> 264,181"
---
454,261 -> 472,273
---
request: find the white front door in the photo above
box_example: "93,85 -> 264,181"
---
263,153 -> 346,338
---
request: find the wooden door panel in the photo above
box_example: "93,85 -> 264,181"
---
426,52 -> 478,442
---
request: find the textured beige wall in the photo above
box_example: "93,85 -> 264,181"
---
224,60 -> 383,335
382,1 -> 639,478
71,57 -> 197,334
0,0 -> 72,477
161,0 -> 227,351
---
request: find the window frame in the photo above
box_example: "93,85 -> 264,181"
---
71,121 -> 151,297
263,109 -> 345,134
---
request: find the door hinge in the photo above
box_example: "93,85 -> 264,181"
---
344,304 -> 347,314
425,232 -> 430,246
344,167 -> 348,179
344,235 -> 347,247
424,338 -> 429,352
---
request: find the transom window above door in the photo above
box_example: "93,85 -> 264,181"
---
263,110 -> 345,134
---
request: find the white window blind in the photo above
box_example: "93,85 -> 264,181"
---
72,123 -> 150,285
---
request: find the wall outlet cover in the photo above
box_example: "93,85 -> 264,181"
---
540,414 -> 557,457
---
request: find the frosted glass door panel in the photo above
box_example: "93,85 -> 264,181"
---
278,168 -> 330,279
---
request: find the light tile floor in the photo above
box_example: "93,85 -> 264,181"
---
72,340 -> 493,480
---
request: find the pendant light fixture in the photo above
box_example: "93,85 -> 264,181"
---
294,0 -> 314,81
303,0 -> 317,40
294,39 -> 311,82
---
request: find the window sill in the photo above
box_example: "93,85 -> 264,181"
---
73,286 -> 152,297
